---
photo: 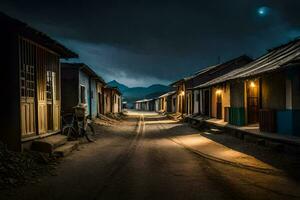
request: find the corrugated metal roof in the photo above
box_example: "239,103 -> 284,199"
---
135,99 -> 153,103
62,63 -> 106,84
170,64 -> 218,86
0,12 -> 78,58
194,39 -> 300,89
158,91 -> 176,98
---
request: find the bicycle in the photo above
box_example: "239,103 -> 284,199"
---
61,111 -> 96,142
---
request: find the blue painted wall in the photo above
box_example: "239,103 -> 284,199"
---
90,79 -> 98,118
277,110 -> 300,136
277,110 -> 293,136
229,107 -> 246,126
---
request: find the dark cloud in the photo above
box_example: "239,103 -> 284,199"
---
1,0 -> 300,86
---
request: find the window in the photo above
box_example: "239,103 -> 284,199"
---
46,71 -> 53,100
80,85 -> 86,104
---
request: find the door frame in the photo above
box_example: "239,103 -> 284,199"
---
245,79 -> 261,124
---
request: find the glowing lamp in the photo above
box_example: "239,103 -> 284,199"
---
216,90 -> 222,95
180,91 -> 185,96
250,81 -> 256,88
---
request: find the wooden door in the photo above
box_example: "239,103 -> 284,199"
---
247,81 -> 259,124
204,90 -> 210,116
20,64 -> 36,136
216,93 -> 222,119
52,72 -> 60,131
36,49 -> 47,134
46,71 -> 53,131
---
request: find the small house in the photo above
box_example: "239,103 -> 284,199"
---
61,63 -> 105,119
171,55 -> 252,117
196,38 -> 300,137
158,91 -> 176,113
103,87 -> 122,114
0,13 -> 77,151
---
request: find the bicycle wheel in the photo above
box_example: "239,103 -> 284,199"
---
62,126 -> 78,140
84,123 -> 96,142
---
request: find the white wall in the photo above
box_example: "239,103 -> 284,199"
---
113,94 -> 120,113
193,90 -> 199,114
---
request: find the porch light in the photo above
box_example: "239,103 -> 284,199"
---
216,90 -> 222,95
180,91 -> 185,96
250,81 -> 256,88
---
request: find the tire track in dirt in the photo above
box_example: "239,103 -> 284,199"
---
92,115 -> 145,200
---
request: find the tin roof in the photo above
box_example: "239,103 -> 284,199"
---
135,99 -> 153,103
105,86 -> 122,95
0,12 -> 78,58
158,91 -> 176,98
194,38 -> 300,89
61,63 -> 106,84
170,55 -> 252,87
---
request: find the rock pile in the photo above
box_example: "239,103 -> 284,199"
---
0,142 -> 58,190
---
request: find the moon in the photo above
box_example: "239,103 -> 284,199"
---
257,6 -> 270,16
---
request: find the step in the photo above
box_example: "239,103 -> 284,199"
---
31,135 -> 68,153
53,141 -> 79,157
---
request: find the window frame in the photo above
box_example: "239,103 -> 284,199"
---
80,85 -> 86,104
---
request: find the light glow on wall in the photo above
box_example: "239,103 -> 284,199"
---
250,81 -> 256,88
216,89 -> 222,95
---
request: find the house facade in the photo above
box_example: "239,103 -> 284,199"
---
0,13 -> 78,151
195,39 -> 300,137
61,63 -> 105,119
135,99 -> 156,111
103,87 -> 122,114
171,55 -> 252,117
158,91 -> 176,113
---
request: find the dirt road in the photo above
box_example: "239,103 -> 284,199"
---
2,112 -> 300,200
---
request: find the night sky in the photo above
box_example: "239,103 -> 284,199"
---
1,0 -> 300,87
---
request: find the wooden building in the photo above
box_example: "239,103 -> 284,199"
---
158,91 -> 176,113
103,87 -> 122,114
196,38 -> 300,136
61,63 -> 106,119
171,55 -> 252,116
0,13 -> 78,151
135,99 -> 156,111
